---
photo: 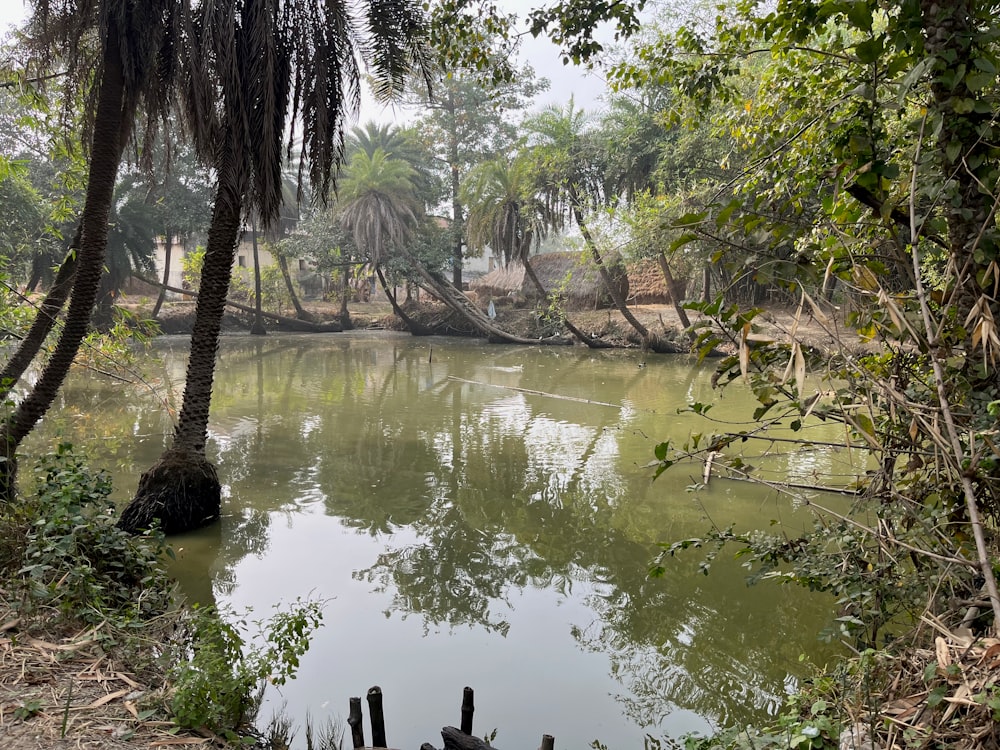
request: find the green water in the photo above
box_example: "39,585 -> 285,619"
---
31,332 -> 858,749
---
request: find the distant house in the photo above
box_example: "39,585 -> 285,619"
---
124,230 -> 322,299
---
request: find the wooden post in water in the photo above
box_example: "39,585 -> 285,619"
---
539,734 -> 555,750
460,687 -> 474,735
367,685 -> 388,748
348,696 -> 365,748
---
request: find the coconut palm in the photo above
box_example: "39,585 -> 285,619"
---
524,100 -> 681,353
462,154 -> 606,348
0,0 -> 180,497
119,0 -> 431,534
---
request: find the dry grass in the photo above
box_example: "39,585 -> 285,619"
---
840,616 -> 1000,750
0,603 -> 215,750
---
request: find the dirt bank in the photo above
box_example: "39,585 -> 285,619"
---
146,298 -> 867,358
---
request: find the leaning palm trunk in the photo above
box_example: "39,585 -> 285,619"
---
398,247 -> 570,345
119,164 -> 244,534
338,264 -> 353,330
656,251 -> 692,332
0,230 -> 81,402
277,254 -> 316,322
0,31 -> 129,497
150,232 -> 173,319
249,222 -> 266,335
568,188 -> 681,354
521,257 -> 611,349
376,265 -> 431,335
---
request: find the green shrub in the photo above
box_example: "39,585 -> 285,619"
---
12,443 -> 173,626
170,599 -> 324,738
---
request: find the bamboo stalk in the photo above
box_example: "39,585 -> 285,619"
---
908,118 -> 1000,633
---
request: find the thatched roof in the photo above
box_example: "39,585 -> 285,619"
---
471,264 -> 526,298
627,258 -> 667,304
627,258 -> 684,304
470,251 -> 628,310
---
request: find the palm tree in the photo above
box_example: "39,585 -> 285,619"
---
93,177 -> 159,329
119,0 -> 431,534
524,100 -> 681,353
348,121 -> 441,205
462,154 -> 607,348
0,228 -> 79,403
0,0 -> 179,497
339,149 -> 420,264
601,94 -> 693,331
337,148 -> 426,331
462,155 -> 546,270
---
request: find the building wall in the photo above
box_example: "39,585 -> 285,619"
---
145,233 -> 315,299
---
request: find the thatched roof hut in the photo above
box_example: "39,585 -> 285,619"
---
470,251 -> 628,310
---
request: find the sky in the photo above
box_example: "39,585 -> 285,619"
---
0,1 -> 612,123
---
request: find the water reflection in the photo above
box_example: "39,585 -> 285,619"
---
29,333 -> 853,748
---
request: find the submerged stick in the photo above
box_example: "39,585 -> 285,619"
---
447,376 -> 621,408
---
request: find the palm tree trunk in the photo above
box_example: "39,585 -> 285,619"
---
376,265 -> 431,335
338,264 -> 353,329
150,231 -> 173,319
119,158 -> 244,534
656,251 -> 692,330
0,29 -> 129,498
398,246 -> 569,345
0,229 -> 81,402
277,254 -> 315,321
249,220 -> 266,335
568,188 -> 682,354
522,258 -> 610,348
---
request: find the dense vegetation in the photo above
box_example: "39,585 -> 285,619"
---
2,0 -> 1000,747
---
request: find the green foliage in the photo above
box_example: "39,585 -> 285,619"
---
78,306 -> 159,376
181,246 -> 206,291
7,444 -> 173,626
338,148 -> 419,266
170,599 -> 324,737
679,674 -> 847,750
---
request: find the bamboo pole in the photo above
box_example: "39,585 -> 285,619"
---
367,686 -> 387,748
460,687 -> 474,735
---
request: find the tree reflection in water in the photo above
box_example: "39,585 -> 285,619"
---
32,334 -> 845,738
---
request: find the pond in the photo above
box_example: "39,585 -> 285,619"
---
31,332 -> 858,749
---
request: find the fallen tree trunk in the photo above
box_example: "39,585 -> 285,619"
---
133,275 -> 342,333
397,248 -> 571,346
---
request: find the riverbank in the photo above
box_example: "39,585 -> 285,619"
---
147,297 -> 869,358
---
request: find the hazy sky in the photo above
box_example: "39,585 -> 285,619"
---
0,0 -> 610,121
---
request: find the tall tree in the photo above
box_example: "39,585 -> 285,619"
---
92,174 -> 159,329
337,147 -> 424,330
0,0 -> 179,497
462,153 -> 606,347
145,138 -> 214,320
408,61 -> 548,288
119,0 -> 431,534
